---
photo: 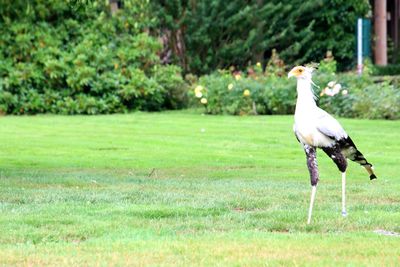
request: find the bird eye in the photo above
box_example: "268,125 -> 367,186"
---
299,69 -> 303,73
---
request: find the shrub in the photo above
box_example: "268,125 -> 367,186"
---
315,74 -> 359,118
352,81 -> 400,120
152,65 -> 189,109
373,64 -> 400,76
0,0 -> 188,115
189,53 -> 400,120
153,0 -> 370,74
190,66 -> 296,115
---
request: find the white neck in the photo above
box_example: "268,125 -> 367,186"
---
295,78 -> 317,114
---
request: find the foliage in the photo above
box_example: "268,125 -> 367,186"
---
318,51 -> 337,75
190,64 -> 296,116
153,0 -> 370,74
0,0 -> 188,115
265,49 -> 286,77
152,65 -> 188,109
313,74 -> 359,118
352,81 -> 400,120
373,64 -> 400,76
189,53 -> 400,119
316,57 -> 400,120
1,0 -> 396,119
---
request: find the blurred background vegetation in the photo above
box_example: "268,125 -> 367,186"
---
0,0 -> 399,119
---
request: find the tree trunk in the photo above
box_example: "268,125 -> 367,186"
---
109,0 -> 119,15
374,0 -> 387,65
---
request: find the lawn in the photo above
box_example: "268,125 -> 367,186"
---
0,111 -> 399,266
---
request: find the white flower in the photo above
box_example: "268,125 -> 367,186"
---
200,98 -> 208,104
195,91 -> 203,98
194,85 -> 203,92
333,83 -> 342,92
324,88 -> 335,96
342,89 -> 348,95
228,83 -> 234,90
327,81 -> 336,88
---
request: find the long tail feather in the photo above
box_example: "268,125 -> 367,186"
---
339,136 -> 377,180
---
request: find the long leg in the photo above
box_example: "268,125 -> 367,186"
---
322,145 -> 348,217
308,185 -> 317,224
304,145 -> 318,224
342,172 -> 347,216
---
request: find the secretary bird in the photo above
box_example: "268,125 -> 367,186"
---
288,66 -> 377,224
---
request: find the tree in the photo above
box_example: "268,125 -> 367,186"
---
153,0 -> 371,74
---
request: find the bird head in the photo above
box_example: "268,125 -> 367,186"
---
288,66 -> 314,80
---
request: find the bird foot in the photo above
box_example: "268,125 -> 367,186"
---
341,211 -> 347,217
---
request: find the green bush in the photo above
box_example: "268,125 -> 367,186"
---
153,0 -> 370,74
0,0 -> 188,115
190,65 -> 296,115
189,54 -> 400,120
152,65 -> 189,110
314,74 -> 359,118
352,81 -> 400,119
373,64 -> 400,76
314,59 -> 400,120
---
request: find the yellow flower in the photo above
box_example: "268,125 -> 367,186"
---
234,74 -> 241,81
195,91 -> 203,98
228,83 -> 234,90
243,89 -> 250,97
200,98 -> 208,104
194,85 -> 203,93
256,62 -> 261,67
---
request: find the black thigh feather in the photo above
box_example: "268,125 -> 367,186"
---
304,145 -> 319,186
322,144 -> 347,173
323,136 -> 377,180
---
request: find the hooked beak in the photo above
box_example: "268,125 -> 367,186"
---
288,70 -> 295,78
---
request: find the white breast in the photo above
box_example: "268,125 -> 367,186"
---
293,77 -> 340,148
294,113 -> 334,147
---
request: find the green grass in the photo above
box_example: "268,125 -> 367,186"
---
0,111 -> 399,266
